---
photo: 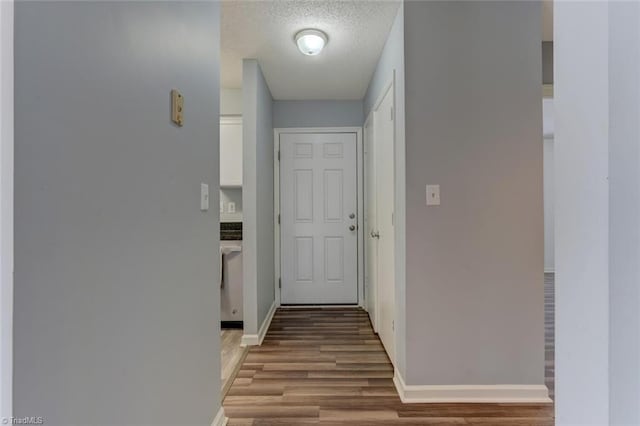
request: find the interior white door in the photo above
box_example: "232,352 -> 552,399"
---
280,132 -> 358,304
375,86 -> 395,362
364,119 -> 378,330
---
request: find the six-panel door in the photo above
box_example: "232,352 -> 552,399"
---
280,133 -> 358,304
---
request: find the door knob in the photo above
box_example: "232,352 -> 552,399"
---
349,225 -> 356,231
349,213 -> 355,219
370,230 -> 380,239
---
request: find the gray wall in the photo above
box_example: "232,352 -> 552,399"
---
0,0 -> 13,419
362,3 -> 407,377
542,42 -> 553,85
555,3 -> 610,423
273,100 -> 363,128
13,2 -> 222,424
556,4 -> 640,423
609,4 -> 640,424
403,1 -> 544,386
242,59 -> 275,335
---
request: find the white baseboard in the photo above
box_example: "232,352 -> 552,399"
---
211,406 -> 227,426
544,268 -> 555,273
393,369 -> 551,404
241,300 -> 276,346
241,333 -> 258,346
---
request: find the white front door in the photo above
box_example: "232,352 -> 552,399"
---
280,132 -> 358,304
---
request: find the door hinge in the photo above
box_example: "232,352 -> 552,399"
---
278,214 -> 281,224
390,106 -> 394,121
278,151 -> 280,161
392,320 -> 395,331
279,278 -> 282,289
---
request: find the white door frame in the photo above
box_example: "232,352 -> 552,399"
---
362,113 -> 379,331
0,0 -> 14,419
274,127 -> 364,307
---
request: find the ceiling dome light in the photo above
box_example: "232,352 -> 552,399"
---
295,29 -> 328,56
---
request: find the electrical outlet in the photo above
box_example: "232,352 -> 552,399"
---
228,202 -> 236,213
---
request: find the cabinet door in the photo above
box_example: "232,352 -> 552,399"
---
220,117 -> 243,187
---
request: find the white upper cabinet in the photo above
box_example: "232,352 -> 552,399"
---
220,116 -> 242,187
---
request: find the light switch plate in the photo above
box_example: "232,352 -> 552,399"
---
228,202 -> 236,213
426,184 -> 440,206
200,183 -> 209,211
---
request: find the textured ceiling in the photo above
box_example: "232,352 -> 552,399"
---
221,0 -> 401,100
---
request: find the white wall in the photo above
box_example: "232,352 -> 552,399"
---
0,0 -> 13,420
403,1 -> 544,387
13,2 -> 222,424
222,88 -> 242,116
362,3 -> 406,377
273,100 -> 363,128
242,59 -> 275,337
221,188 -> 243,222
220,89 -> 243,225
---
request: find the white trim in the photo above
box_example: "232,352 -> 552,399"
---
241,300 -> 276,346
393,370 -> 551,404
362,113 -> 375,332
273,127 -> 364,308
211,406 -> 228,426
220,115 -> 242,125
273,129 -> 281,307
371,80 -> 394,114
0,0 -> 14,420
544,268 -> 555,273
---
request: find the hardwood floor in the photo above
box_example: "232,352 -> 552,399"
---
223,308 -> 554,425
222,329 -> 248,397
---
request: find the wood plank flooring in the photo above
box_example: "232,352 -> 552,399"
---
223,308 -> 554,425
222,329 -> 249,397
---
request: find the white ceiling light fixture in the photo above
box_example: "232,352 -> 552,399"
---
295,29 -> 328,56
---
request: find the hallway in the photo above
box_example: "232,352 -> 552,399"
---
223,308 -> 553,425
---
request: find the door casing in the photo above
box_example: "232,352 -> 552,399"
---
363,117 -> 378,330
274,127 -> 364,307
